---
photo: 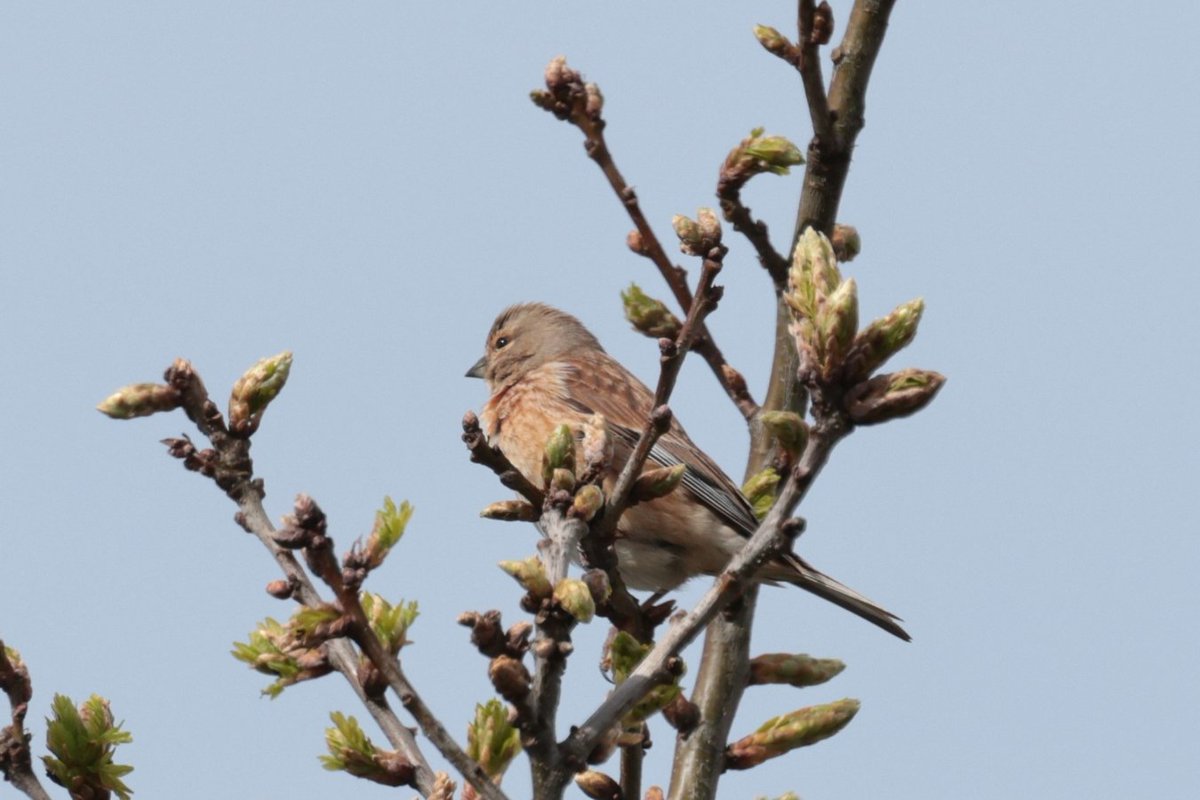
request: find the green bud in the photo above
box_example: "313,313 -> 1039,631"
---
786,227 -> 842,320
480,500 -> 538,522
724,698 -> 860,771
845,368 -> 946,426
742,467 -> 781,520
229,350 -> 293,432
608,632 -> 683,722
466,699 -> 521,782
742,129 -> 804,175
96,382 -> 180,419
747,653 -> 845,687
609,631 -> 649,683
758,411 -> 809,457
498,557 -> 552,599
622,283 -> 682,339
630,463 -> 687,503
672,214 -> 704,256
572,484 -> 605,521
553,577 -> 596,623
542,424 -> 576,484
843,298 -> 925,385
754,24 -> 794,60
819,276 -> 859,378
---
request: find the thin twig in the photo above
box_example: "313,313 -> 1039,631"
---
797,0 -> 835,146
673,4 -> 899,798
0,643 -> 52,800
463,411 -> 546,509
163,360 -> 511,800
564,418 -> 846,766
534,59 -> 757,422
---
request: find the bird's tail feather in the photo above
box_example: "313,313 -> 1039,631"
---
780,553 -> 911,641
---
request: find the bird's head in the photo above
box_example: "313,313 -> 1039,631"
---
466,302 -> 603,389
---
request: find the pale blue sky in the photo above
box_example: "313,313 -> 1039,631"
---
2,3 -> 1198,799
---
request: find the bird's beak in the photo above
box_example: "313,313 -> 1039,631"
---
465,355 -> 487,379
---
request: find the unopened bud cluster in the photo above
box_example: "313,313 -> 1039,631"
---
784,228 -> 944,424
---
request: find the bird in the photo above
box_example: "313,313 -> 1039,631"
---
467,302 -> 908,641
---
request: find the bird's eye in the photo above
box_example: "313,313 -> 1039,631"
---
495,336 -> 510,349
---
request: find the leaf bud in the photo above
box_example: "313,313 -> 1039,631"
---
96,382 -> 180,419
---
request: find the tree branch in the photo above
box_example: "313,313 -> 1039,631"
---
672,3 -> 898,798
534,58 -> 758,422
564,417 -> 843,769
157,360 -> 510,800
0,644 -> 52,800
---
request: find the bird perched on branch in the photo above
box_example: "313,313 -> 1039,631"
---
467,302 -> 908,640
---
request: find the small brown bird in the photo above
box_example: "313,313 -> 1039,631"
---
467,303 -> 908,640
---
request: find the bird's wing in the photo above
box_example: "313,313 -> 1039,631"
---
555,354 -> 759,536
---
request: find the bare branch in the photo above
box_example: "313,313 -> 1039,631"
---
797,0 -> 835,145
160,360 -> 512,800
565,416 -> 846,766
0,644 -> 52,800
535,58 -> 757,421
463,411 -> 546,509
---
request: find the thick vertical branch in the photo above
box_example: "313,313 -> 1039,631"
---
669,3 -> 897,798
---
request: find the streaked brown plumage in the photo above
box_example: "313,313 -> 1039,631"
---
467,302 -> 908,640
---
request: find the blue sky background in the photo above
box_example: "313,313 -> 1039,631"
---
2,3 -> 1198,798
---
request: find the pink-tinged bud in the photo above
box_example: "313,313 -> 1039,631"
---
488,655 -> 532,703
481,500 -> 538,522
696,206 -> 722,246
581,414 -> 613,475
845,368 -> 946,425
584,82 -> 604,119
747,653 -> 845,687
575,770 -> 622,800
811,2 -> 835,45
96,382 -> 180,419
831,223 -> 861,261
629,463 -> 686,503
429,773 -> 456,800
